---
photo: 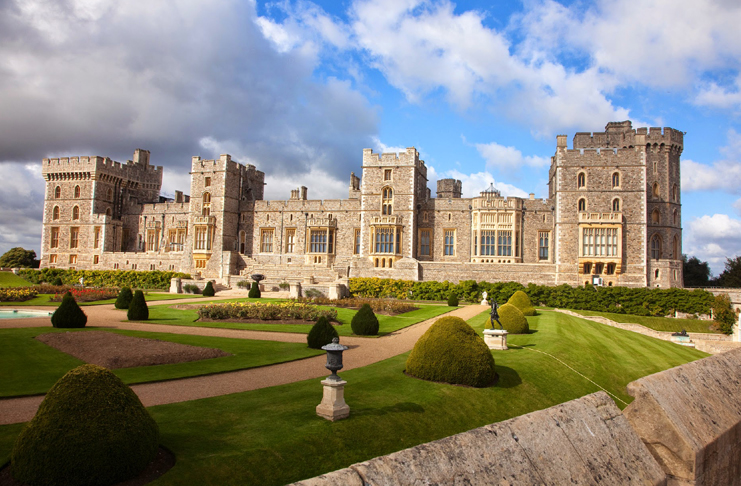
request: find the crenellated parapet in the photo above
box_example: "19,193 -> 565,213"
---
571,121 -> 683,152
362,147 -> 427,172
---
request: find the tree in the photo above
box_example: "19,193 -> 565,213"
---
0,247 -> 39,268
717,256 -> 741,288
683,255 -> 711,287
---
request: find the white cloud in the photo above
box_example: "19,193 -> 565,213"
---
264,168 -> 348,201
685,213 -> 741,274
682,129 -> 741,192
371,137 -> 408,155
426,166 -> 530,199
0,163 -> 46,256
475,141 -> 550,171
696,76 -> 741,110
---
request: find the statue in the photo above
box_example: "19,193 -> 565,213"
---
490,300 -> 502,330
481,291 -> 488,305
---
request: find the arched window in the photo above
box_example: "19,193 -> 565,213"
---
203,192 -> 211,204
673,209 -> 678,226
650,235 -> 662,260
612,172 -> 620,188
651,209 -> 660,224
106,188 -> 113,201
577,172 -> 586,189
381,187 -> 393,215
72,206 -> 79,220
672,235 -> 679,259
578,198 -> 586,212
105,207 -> 111,217
202,192 -> 211,217
54,186 -> 61,199
652,182 -> 660,198
74,185 -> 81,198
672,184 -> 678,202
52,206 -> 60,220
612,198 -> 620,212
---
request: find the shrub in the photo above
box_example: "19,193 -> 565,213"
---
712,294 -> 737,335
51,292 -> 87,328
198,301 -> 337,322
405,316 -> 495,387
18,269 -> 190,290
0,288 -> 38,302
278,281 -> 290,290
127,290 -> 149,321
507,290 -> 536,316
51,277 -> 63,286
202,281 -> 215,297
114,287 -> 133,309
11,364 -> 159,486
307,316 -> 339,349
248,281 -> 261,298
50,288 -> 119,303
447,293 -> 459,307
236,280 -> 250,289
183,283 -> 200,294
294,297 -> 418,315
351,303 -> 379,335
498,303 -> 529,334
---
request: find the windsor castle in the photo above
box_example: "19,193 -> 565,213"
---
39,121 -> 684,289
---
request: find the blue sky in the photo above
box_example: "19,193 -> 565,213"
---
1,0 -> 740,275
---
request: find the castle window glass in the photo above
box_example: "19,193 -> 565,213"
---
444,230 -> 455,256
578,198 -> 586,212
94,227 -> 101,249
205,177 -> 211,187
54,186 -> 61,199
382,187 -> 393,215
650,235 -> 661,259
419,229 -> 430,256
612,198 -> 620,212
70,227 -> 79,249
147,229 -> 159,252
480,230 -> 495,256
384,169 -> 392,181
353,229 -> 360,254
374,227 -> 394,253
577,172 -> 586,188
612,172 -> 620,188
194,227 -> 212,251
94,255 -> 99,264
72,206 -> 79,220
69,254 -> 77,264
498,230 -> 512,256
52,206 -> 60,220
49,254 -> 57,264
673,235 -> 679,259
539,232 -> 549,260
286,229 -> 296,253
74,185 -> 81,198
672,184 -> 678,202
261,229 -> 274,252
310,229 -> 330,253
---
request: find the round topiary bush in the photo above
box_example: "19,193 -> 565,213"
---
507,290 -> 535,316
202,281 -> 215,297
51,292 -> 87,328
351,303 -> 379,336
127,290 -> 149,321
498,303 -> 529,334
52,276 -> 64,286
406,316 -> 495,387
10,364 -> 159,486
447,293 -> 459,307
307,316 -> 339,349
114,287 -> 133,309
248,281 -> 261,298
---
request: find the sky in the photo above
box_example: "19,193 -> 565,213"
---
1,0 -> 741,275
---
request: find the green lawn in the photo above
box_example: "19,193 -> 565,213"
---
0,310 -> 706,485
0,327 -> 322,397
141,303 -> 456,337
0,292 -> 202,307
568,309 -> 721,334
0,272 -> 32,288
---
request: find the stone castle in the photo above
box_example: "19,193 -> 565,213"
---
39,121 -> 683,288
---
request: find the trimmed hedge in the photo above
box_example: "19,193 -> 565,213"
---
248,281 -> 261,298
447,293 -> 459,307
307,316 -> 339,349
18,269 -> 190,290
498,303 -> 529,334
351,304 -> 379,336
51,292 -> 87,328
406,316 -> 495,387
202,281 -> 215,297
114,287 -> 133,309
507,290 -> 535,316
11,364 -> 159,486
127,290 -> 149,321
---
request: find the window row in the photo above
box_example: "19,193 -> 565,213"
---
52,185 -> 117,202
577,172 -> 621,189
578,198 -> 622,212
650,234 -> 680,260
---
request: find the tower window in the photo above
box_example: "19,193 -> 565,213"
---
72,205 -> 80,220
578,198 -> 586,212
652,182 -> 660,198
612,172 -> 620,188
54,186 -> 61,199
382,187 -> 393,215
52,206 -> 60,220
650,235 -> 662,260
652,209 -> 660,224
384,169 -> 392,181
612,198 -> 620,212
74,185 -> 81,198
205,177 -> 211,187
577,172 -> 586,189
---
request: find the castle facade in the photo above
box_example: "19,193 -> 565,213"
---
39,121 -> 684,288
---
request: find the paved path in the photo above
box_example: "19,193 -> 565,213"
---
0,300 -> 487,425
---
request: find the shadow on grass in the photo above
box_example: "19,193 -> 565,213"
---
494,365 -> 522,389
352,401 -> 426,417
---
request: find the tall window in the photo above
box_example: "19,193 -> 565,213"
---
49,254 -> 57,264
93,226 -> 101,249
650,235 -> 662,259
652,209 -> 660,224
205,176 -> 211,187
72,205 -> 79,220
374,227 -> 394,253
480,230 -> 495,256
539,231 -> 549,260
612,172 -> 620,188
107,188 -> 113,201
147,230 -> 159,251
578,198 -> 586,212
52,206 -> 60,220
202,192 -> 211,217
577,172 -> 586,188
444,230 -> 455,256
54,186 -> 61,198
384,169 -> 392,181
672,184 -> 678,202
582,228 -> 618,256
50,227 -> 59,248
309,229 -> 333,253
419,229 -> 430,256
353,229 -> 361,254
382,187 -> 393,215
673,235 -> 679,259
285,229 -> 295,253
74,185 -> 81,198
70,227 -> 79,249
652,182 -> 660,198
612,198 -> 620,212
498,230 -> 512,256
194,226 -> 211,251
69,254 -> 77,264
261,229 -> 274,252
673,209 -> 678,226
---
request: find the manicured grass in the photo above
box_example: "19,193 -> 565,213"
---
0,327 -> 322,397
569,309 -> 721,334
0,311 -> 706,484
0,292 -> 204,307
142,303 -> 456,337
0,272 -> 33,288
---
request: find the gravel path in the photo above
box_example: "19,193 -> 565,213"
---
0,300 -> 487,425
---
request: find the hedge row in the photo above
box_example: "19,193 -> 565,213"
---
17,269 -> 190,291
349,278 -> 716,317
198,302 -> 338,322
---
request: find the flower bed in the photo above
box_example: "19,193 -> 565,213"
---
293,297 -> 418,315
0,288 -> 38,302
50,288 -> 119,303
198,302 -> 338,322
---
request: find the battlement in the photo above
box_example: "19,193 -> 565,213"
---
191,154 -> 261,175
42,150 -> 163,183
570,121 -> 683,150
362,147 -> 424,168
436,179 -> 462,199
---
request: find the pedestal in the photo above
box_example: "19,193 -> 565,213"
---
289,282 -> 302,299
484,329 -> 508,350
316,379 -> 350,421
169,278 -> 182,294
480,299 -> 488,306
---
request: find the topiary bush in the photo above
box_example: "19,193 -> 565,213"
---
498,303 -> 529,334
127,290 -> 149,321
51,276 -> 63,286
307,316 -> 339,349
51,292 -> 87,328
507,290 -> 535,316
351,303 -> 379,335
114,287 -> 133,309
202,281 -> 215,297
248,281 -> 261,298
406,316 -> 495,387
447,293 -> 459,307
11,364 -> 159,486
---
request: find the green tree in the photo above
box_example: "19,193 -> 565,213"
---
682,255 -> 711,287
0,247 -> 39,268
717,256 -> 741,288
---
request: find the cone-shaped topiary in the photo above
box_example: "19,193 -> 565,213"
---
248,281 -> 261,298
406,316 -> 495,387
51,292 -> 87,328
351,303 -> 379,336
51,276 -> 63,286
114,287 -> 133,309
307,316 -> 339,349
127,290 -> 149,321
498,303 -> 529,334
202,281 -> 215,297
447,293 -> 459,307
11,364 -> 159,486
507,290 -> 536,316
